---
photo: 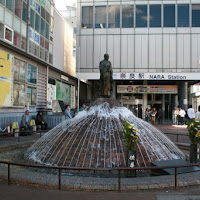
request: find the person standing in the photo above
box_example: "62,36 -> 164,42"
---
179,108 -> 186,125
195,105 -> 200,121
145,108 -> 150,122
151,107 -> 157,125
65,105 -> 72,120
187,105 -> 195,122
157,108 -> 163,124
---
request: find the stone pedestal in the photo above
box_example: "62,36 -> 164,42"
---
126,149 -> 137,177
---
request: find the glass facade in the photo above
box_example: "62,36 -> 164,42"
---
82,3 -> 200,29
150,5 -> 161,27
108,6 -> 120,28
95,6 -> 106,28
122,5 -> 134,28
192,4 -> 200,27
136,5 -> 147,27
178,5 -> 189,27
164,5 -> 175,27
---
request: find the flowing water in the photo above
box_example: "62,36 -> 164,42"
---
26,98 -> 185,168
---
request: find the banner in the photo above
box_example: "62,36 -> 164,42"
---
117,85 -> 178,94
0,50 -> 12,106
47,83 -> 56,109
56,81 -> 71,104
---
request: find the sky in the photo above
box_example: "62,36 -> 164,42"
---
54,0 -> 76,11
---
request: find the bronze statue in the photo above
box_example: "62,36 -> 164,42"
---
99,53 -> 113,96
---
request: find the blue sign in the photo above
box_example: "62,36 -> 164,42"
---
35,2 -> 41,14
34,32 -> 40,45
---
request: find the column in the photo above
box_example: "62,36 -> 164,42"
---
178,81 -> 188,111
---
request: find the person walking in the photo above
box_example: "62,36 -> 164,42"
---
65,105 -> 72,120
187,105 -> 195,122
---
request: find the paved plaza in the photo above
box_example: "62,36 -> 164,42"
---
0,124 -> 200,200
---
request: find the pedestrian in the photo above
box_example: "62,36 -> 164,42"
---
35,111 -> 48,130
175,107 -> 180,125
179,108 -> 186,125
187,105 -> 195,122
157,108 -> 163,124
65,105 -> 72,120
195,105 -> 200,121
172,107 -> 177,125
20,110 -> 33,135
151,107 -> 157,125
145,108 -> 150,122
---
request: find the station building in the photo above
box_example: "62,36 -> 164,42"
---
77,0 -> 200,119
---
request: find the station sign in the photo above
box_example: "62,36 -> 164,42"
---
117,85 -> 178,94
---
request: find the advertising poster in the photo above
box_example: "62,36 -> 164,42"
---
71,85 -> 75,109
56,81 -> 71,104
117,85 -> 178,94
19,61 -> 26,82
47,83 -> 56,109
0,50 -> 12,107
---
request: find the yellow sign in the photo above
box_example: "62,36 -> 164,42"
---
0,50 -> 12,106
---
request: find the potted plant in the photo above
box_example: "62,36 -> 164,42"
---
121,119 -> 139,176
187,120 -> 200,163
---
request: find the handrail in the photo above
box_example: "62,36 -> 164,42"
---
0,160 -> 199,191
164,132 -> 189,143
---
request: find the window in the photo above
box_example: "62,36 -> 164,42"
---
30,9 -> 35,28
40,36 -> 44,47
49,53 -> 53,64
108,6 -> 120,28
0,23 -> 4,39
4,26 -> 13,43
6,0 -> 14,12
29,41 -> 34,55
0,0 -> 5,6
21,36 -> 26,50
15,0 -> 22,18
45,51 -> 49,62
164,5 -> 175,27
45,40 -> 49,50
40,47 -> 45,60
14,31 -> 21,47
45,23 -> 49,39
150,5 -> 161,27
41,6 -> 45,19
95,6 -> 106,28
22,1 -> 27,23
27,87 -> 37,105
82,6 -> 93,28
46,11 -> 50,23
13,84 -> 25,106
136,5 -> 147,27
34,44 -> 39,57
122,5 -> 134,28
35,13 -> 40,32
27,64 -> 37,84
178,5 -> 189,27
41,18 -> 45,36
192,4 -> 200,27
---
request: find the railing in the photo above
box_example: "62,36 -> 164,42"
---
164,132 -> 190,144
0,161 -> 199,192
0,130 -> 49,143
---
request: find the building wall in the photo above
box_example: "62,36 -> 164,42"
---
77,0 -> 200,74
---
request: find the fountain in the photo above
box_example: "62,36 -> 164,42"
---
26,98 -> 185,168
